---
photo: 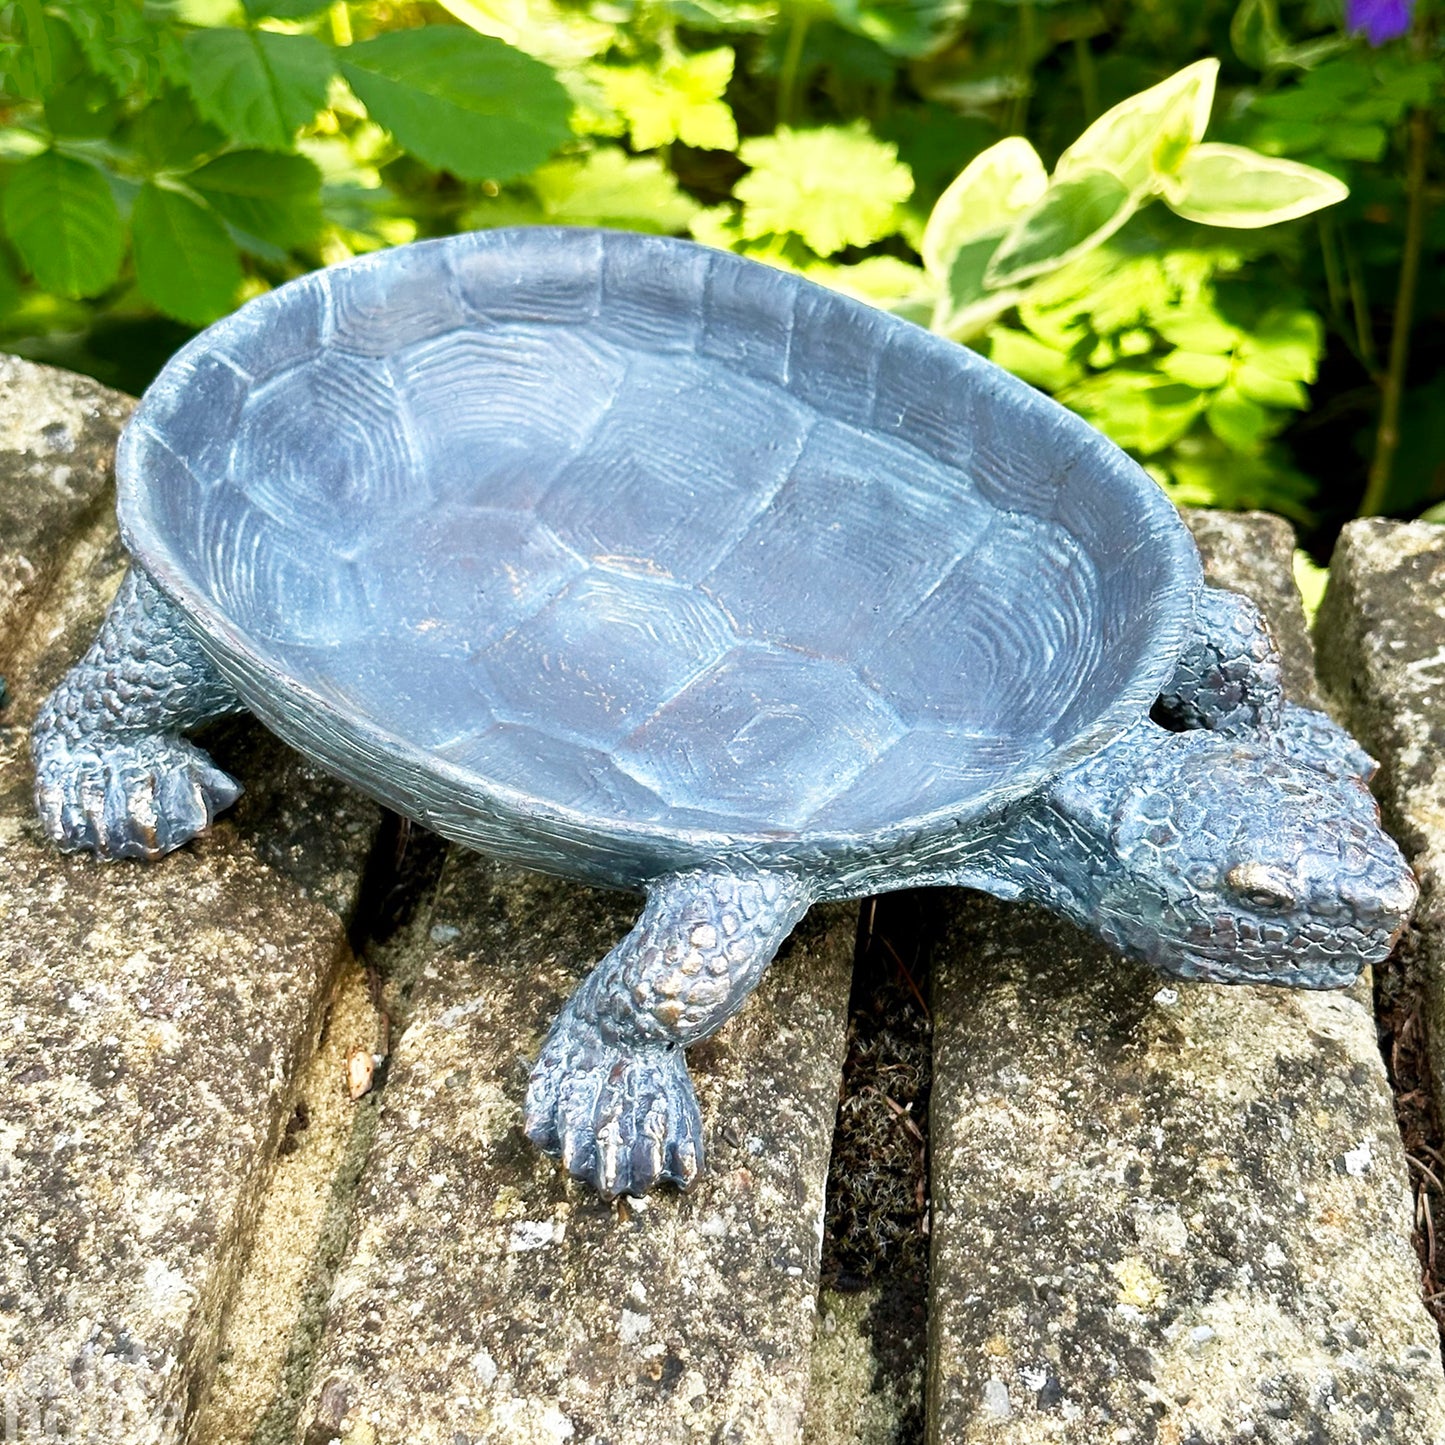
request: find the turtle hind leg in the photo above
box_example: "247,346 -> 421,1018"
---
525,865 -> 814,1198
1154,586 -> 1284,734
31,565 -> 245,860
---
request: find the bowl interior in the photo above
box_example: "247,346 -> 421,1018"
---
123,230 -> 1195,838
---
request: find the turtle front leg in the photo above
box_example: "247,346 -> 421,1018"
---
525,865 -> 814,1198
1155,586 -> 1284,733
32,566 -> 245,860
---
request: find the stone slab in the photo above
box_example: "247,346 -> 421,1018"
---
298,851 -> 856,1445
926,515 -> 1445,1444
1315,520 -> 1445,1097
0,357 -> 131,669
0,371 -> 382,1439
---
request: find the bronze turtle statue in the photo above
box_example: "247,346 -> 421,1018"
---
32,228 -> 1415,1197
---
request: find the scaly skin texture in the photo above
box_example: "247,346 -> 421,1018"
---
524,866 -> 814,1197
994,711 -> 1416,990
1156,586 -> 1284,734
31,567 -> 243,860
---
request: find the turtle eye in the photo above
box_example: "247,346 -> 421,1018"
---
1226,862 -> 1297,911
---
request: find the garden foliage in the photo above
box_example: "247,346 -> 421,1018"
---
0,0 -> 1439,527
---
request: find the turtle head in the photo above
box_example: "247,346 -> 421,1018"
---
1087,728 -> 1416,988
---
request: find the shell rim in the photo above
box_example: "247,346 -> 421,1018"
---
116,226 -> 1204,867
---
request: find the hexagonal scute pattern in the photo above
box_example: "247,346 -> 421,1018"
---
287,636 -> 490,752
810,728 -> 1044,832
227,351 -> 423,553
356,508 -> 585,659
192,482 -> 372,649
539,351 -> 812,583
392,325 -> 628,514
439,720 -> 671,822
126,228 -> 1195,849
858,512 -> 1102,734
616,644 -> 906,829
325,245 -> 469,356
473,567 -> 737,750
702,418 -> 992,659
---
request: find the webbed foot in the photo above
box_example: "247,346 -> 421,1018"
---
524,1014 -> 703,1197
33,730 -> 241,860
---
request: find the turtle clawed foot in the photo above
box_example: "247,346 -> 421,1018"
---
525,1024 -> 703,1198
33,731 -> 241,860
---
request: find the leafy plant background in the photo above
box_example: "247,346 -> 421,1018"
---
0,0 -> 1440,554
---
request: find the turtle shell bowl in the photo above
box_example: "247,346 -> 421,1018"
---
118,228 -> 1199,876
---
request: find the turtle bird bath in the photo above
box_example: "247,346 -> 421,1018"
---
31,229 -> 1416,1198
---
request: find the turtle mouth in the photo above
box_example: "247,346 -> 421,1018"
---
1161,905 -> 1409,985
1099,880 -> 1415,987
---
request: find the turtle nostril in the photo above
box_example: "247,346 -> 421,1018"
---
1384,869 -> 1420,921
1342,868 -> 1419,927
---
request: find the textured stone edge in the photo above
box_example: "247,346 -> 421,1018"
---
923,512 -> 1445,1443
295,855 -> 856,1445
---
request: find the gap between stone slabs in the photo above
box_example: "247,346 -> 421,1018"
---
0,367 -> 383,1442
193,959 -> 387,1445
803,891 -> 935,1445
925,512 -> 1445,1444
295,849 -> 855,1445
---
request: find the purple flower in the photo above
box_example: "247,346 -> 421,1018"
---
1347,0 -> 1415,45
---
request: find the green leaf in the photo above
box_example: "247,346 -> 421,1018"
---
531,148 -> 699,232
1055,59 -> 1218,192
1232,361 -> 1308,408
1159,350 -> 1231,388
1062,370 -> 1207,454
1231,0 -> 1290,70
984,169 -> 1139,290
1237,308 -> 1322,382
243,0 -> 332,17
43,72 -> 122,140
1153,306 -> 1241,353
1249,118 -> 1324,155
597,48 -> 738,151
340,28 -> 571,183
942,232 -> 1004,310
0,245 -> 20,319
987,326 -> 1083,391
804,254 -> 929,309
2,151 -> 123,299
128,89 -> 228,171
1163,144 -> 1348,228
921,137 -> 1047,281
826,0 -> 970,59
1206,385 -> 1277,451
187,149 -> 322,248
59,0 -> 182,100
1325,122 -> 1388,161
735,124 -> 913,257
1161,441 -> 1315,522
184,27 -> 334,152
131,182 -> 243,325
436,0 -> 614,68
